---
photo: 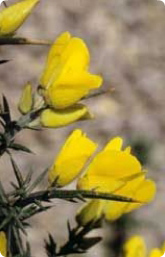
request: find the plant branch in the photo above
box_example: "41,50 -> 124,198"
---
0,37 -> 51,46
0,108 -> 44,156
15,189 -> 139,208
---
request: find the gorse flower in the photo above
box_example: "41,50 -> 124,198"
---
39,31 -> 103,128
124,236 -> 147,257
40,31 -> 103,109
123,235 -> 165,257
0,231 -> 7,257
0,0 -> 39,37
48,129 -> 97,187
77,137 -> 156,224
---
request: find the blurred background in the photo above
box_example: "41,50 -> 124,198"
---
0,0 -> 165,256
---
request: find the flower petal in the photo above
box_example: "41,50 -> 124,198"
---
124,236 -> 146,257
0,0 -> 39,36
40,104 -> 92,128
48,129 -> 97,186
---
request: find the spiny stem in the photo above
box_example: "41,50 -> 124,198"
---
0,108 -> 44,156
15,189 -> 138,208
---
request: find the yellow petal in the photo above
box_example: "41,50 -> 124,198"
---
124,146 -> 131,154
149,249 -> 162,257
124,179 -> 156,213
103,175 -> 145,220
40,32 -> 71,87
104,200 -> 127,221
85,150 -> 142,179
77,175 -> 126,193
0,0 -> 39,36
123,236 -> 146,257
40,32 -> 103,108
40,104 -> 92,128
44,72 -> 102,109
48,129 -> 97,186
18,82 -> 33,114
76,200 -> 104,226
103,137 -> 123,152
47,32 -> 71,64
40,34 -> 90,88
0,231 -> 7,257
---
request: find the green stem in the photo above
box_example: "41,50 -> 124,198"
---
0,108 -> 44,156
15,189 -> 138,208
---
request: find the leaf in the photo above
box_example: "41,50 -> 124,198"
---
10,155 -> 24,188
79,236 -> 102,250
45,234 -> 57,257
27,168 -> 48,193
1,95 -> 11,125
9,143 -> 33,154
0,181 -> 8,203
0,59 -> 10,65
24,169 -> 34,187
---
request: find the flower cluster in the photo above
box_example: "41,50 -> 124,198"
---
39,31 -> 103,128
48,130 -> 156,225
0,0 -> 159,256
124,235 -> 165,257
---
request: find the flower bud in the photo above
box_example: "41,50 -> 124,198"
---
0,0 -> 39,36
18,82 -> 33,114
0,231 -> 7,257
76,200 -> 104,227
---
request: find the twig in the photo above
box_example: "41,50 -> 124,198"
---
15,189 -> 139,208
0,37 -> 51,46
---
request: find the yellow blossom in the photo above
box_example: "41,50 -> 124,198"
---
39,31 -> 103,109
18,82 -> 33,114
77,137 -> 156,222
0,231 -> 7,257
149,249 -> 162,257
123,235 -> 146,257
40,104 -> 93,128
0,0 -> 39,36
123,236 -> 164,257
48,129 -> 97,187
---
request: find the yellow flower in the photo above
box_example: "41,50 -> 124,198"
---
0,0 -> 39,36
48,129 -> 97,187
149,249 -> 162,257
40,104 -> 93,128
0,231 -> 7,257
39,31 -> 103,109
123,235 -> 146,257
123,236 -> 164,257
77,137 -> 156,222
18,82 -> 33,114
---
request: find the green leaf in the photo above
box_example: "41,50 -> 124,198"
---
10,156 -> 24,188
1,95 -> 11,126
9,143 -> 33,154
27,168 -> 48,193
45,234 -> 57,257
79,236 -> 102,250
